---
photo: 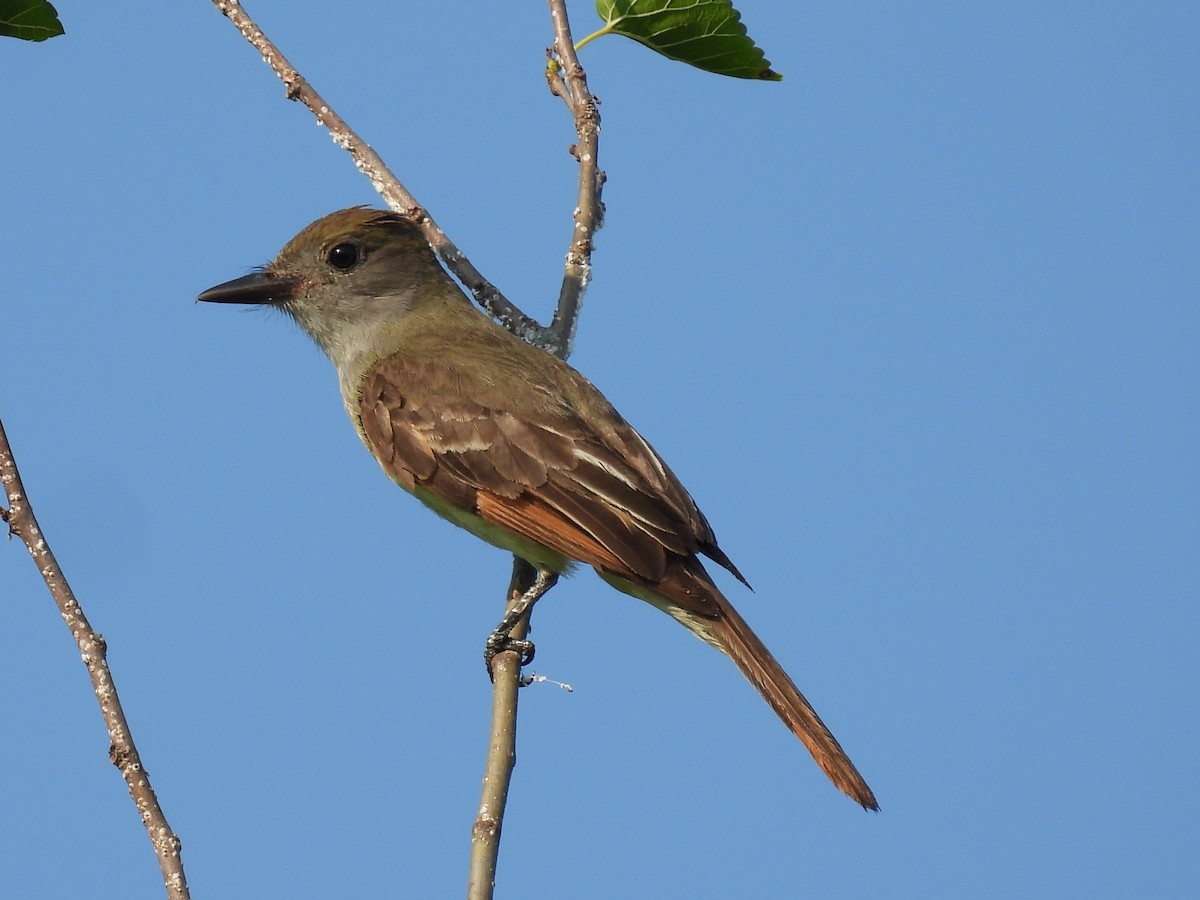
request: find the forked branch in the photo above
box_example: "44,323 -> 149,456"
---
209,4 -> 607,897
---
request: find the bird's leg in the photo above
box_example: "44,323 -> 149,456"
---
484,569 -> 559,676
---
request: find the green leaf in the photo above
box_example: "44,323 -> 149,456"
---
0,0 -> 64,42
588,0 -> 780,81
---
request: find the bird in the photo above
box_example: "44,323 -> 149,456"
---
198,207 -> 877,810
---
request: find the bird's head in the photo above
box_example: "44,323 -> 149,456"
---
198,207 -> 450,366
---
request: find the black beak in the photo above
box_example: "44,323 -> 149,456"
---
197,271 -> 299,305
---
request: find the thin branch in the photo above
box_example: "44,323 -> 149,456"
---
544,0 -> 606,359
0,416 -> 190,900
209,0 -> 552,345
468,559 -> 538,900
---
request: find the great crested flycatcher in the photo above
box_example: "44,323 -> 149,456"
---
199,207 -> 877,810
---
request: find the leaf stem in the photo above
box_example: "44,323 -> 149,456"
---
573,24 -> 612,52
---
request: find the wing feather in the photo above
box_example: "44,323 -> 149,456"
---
356,353 -> 738,591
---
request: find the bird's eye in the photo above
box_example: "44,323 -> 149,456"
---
327,242 -> 360,270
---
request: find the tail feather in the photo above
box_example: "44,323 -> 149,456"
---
604,560 -> 878,811
705,594 -> 878,810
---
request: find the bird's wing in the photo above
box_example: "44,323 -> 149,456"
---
357,354 -> 732,609
359,354 -> 878,811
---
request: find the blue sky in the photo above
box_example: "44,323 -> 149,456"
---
2,2 -> 1197,897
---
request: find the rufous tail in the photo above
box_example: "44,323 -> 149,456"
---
705,594 -> 878,810
602,558 -> 877,809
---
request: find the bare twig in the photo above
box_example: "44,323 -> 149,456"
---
0,416 -> 190,900
209,0 -> 553,345
544,0 -> 606,359
468,559 -> 538,900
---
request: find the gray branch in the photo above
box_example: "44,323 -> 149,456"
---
0,416 -> 190,900
544,0 -> 606,359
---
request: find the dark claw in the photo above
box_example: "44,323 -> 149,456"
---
484,631 -> 536,679
482,568 -> 558,680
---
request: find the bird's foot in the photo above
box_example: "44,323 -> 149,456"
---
482,568 -> 558,681
484,629 -> 536,678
